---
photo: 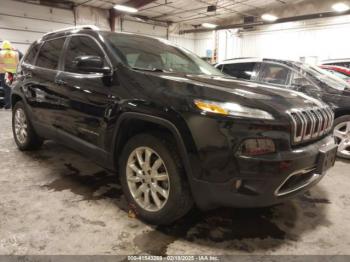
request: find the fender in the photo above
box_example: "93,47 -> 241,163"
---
110,111 -> 196,184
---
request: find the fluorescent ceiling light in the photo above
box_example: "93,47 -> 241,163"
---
114,4 -> 138,13
332,2 -> 350,12
202,23 -> 217,28
261,13 -> 278,22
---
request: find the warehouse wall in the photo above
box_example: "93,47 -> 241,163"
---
0,0 -> 74,53
0,0 -> 197,55
194,32 -> 214,58
216,14 -> 350,64
239,15 -> 350,62
75,6 -> 110,31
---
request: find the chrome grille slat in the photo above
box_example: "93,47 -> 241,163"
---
318,109 -> 327,136
296,111 -> 307,141
315,109 -> 323,137
325,107 -> 334,131
322,108 -> 330,132
288,106 -> 334,145
310,110 -> 320,138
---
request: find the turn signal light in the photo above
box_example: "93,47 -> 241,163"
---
194,100 -> 228,115
240,138 -> 275,156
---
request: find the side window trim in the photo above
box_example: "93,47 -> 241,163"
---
59,37 -> 71,71
62,34 -> 113,75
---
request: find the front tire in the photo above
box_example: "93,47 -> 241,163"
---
12,101 -> 43,150
333,115 -> 350,159
119,133 -> 193,225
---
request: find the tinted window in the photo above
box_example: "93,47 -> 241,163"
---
64,36 -> 105,73
222,63 -> 257,80
36,38 -> 65,70
290,71 -> 314,88
24,43 -> 39,65
259,63 -> 291,85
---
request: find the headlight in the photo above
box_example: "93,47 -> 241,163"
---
194,99 -> 274,120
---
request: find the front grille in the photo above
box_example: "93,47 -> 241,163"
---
288,107 -> 334,144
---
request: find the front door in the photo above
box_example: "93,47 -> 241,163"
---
54,35 -> 115,150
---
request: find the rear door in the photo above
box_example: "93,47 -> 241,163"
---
21,37 -> 66,131
54,35 -> 114,148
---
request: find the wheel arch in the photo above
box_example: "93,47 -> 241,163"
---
334,108 -> 350,120
11,93 -> 23,107
111,112 -> 196,182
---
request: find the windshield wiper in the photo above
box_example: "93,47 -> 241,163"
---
132,67 -> 167,73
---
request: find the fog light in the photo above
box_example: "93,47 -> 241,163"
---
240,138 -> 275,156
234,180 -> 242,190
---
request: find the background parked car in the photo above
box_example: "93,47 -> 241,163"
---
320,65 -> 350,83
216,58 -> 350,159
321,59 -> 350,68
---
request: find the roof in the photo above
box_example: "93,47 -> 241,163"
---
321,58 -> 350,64
217,57 -> 297,65
40,25 -> 100,41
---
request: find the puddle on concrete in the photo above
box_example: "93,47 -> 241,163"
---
39,160 -> 330,256
42,163 -> 123,201
133,207 -> 287,255
134,190 -> 330,256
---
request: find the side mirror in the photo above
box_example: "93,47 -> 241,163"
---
73,55 -> 111,74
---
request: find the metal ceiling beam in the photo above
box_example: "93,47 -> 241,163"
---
13,0 -> 75,10
179,9 -> 350,34
109,0 -> 158,31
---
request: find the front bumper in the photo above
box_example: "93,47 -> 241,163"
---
190,135 -> 336,210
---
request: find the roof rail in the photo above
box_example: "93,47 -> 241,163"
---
42,25 -> 100,37
223,57 -> 258,61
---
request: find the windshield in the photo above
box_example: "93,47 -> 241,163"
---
298,63 -> 350,91
103,32 -> 223,76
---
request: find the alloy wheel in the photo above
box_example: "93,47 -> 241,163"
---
126,146 -> 170,212
14,108 -> 28,145
333,121 -> 350,158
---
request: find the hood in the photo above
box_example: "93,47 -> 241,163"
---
1,40 -> 12,50
158,73 -> 325,110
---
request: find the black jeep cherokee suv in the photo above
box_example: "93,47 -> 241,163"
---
11,27 -> 337,225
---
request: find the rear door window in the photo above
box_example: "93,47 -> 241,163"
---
36,38 -> 65,70
24,43 -> 40,65
222,62 -> 257,80
258,63 -> 291,86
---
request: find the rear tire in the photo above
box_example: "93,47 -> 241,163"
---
119,133 -> 193,225
12,101 -> 43,151
333,115 -> 350,159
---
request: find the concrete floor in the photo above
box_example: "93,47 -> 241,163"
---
0,109 -> 350,256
